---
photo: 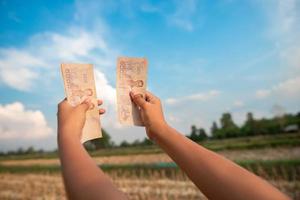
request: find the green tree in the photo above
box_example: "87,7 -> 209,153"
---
282,113 -> 300,127
198,128 -> 207,141
26,146 -> 35,154
189,125 -> 199,141
188,125 -> 207,141
17,147 -> 24,155
241,112 -> 257,136
211,121 -> 219,138
219,113 -> 240,138
120,140 -> 130,147
254,118 -> 280,135
141,138 -> 153,146
90,129 -> 112,149
297,112 -> 300,126
132,139 -> 141,147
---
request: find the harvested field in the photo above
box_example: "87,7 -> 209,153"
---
0,172 -> 298,200
0,147 -> 299,166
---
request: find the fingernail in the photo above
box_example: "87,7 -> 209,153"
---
129,91 -> 134,97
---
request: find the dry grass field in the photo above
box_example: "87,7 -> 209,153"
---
0,146 -> 299,166
0,173 -> 206,200
0,134 -> 299,199
0,167 -> 298,200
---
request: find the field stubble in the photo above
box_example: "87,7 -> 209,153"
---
0,147 -> 299,166
0,162 -> 299,200
0,134 -> 299,199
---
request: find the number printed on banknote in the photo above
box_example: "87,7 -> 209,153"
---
61,63 -> 102,143
116,57 -> 148,126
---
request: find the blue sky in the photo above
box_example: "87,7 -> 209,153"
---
0,0 -> 299,151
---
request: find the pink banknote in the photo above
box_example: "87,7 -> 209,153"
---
60,63 -> 102,143
116,57 -> 148,126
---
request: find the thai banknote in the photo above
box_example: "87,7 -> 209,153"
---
116,57 -> 148,126
60,63 -> 102,143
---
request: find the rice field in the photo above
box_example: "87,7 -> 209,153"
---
0,146 -> 299,166
0,173 -> 206,200
0,163 -> 299,200
0,135 -> 299,199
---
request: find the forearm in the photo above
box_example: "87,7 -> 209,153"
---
58,129 -> 126,200
152,125 -> 290,200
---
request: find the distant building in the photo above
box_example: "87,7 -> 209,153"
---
284,124 -> 299,133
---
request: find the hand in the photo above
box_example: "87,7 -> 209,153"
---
130,91 -> 168,139
57,98 -> 105,139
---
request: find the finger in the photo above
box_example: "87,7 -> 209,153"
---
76,98 -> 92,112
130,92 -> 147,109
99,108 -> 106,115
145,91 -> 158,103
97,99 -> 103,106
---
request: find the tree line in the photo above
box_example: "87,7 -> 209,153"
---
89,111 -> 300,149
1,111 -> 299,155
84,129 -> 153,151
187,111 -> 300,142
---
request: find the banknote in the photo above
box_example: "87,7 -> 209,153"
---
60,63 -> 102,143
116,57 -> 148,126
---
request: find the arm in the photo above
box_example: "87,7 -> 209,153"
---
57,99 -> 127,200
131,91 -> 290,200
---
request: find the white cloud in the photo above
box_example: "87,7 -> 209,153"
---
260,0 -> 299,39
0,49 -> 46,91
255,89 -> 271,99
233,100 -> 244,108
165,90 -> 220,105
95,70 -> 116,106
274,76 -> 300,96
139,0 -> 199,31
280,45 -> 300,73
275,0 -> 300,73
168,0 -> 198,31
0,26 -> 118,92
0,2 -> 122,148
32,28 -> 114,62
277,0 -> 298,36
74,0 -> 200,32
267,0 -> 297,36
42,31 -> 105,60
94,69 -> 120,129
166,114 -> 181,123
261,0 -> 300,71
0,102 -> 52,139
256,76 -> 300,99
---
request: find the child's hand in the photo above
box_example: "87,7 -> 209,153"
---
57,98 -> 105,139
130,91 -> 168,139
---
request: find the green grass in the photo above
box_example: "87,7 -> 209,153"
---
238,160 -> 300,181
0,133 -> 299,160
0,159 -> 299,181
0,164 -> 61,174
201,133 -> 300,151
0,152 -> 59,161
90,132 -> 300,157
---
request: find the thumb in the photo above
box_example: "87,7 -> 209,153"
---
130,92 -> 147,109
76,98 -> 93,113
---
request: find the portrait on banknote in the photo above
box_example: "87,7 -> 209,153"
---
116,57 -> 148,126
61,63 -> 102,143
